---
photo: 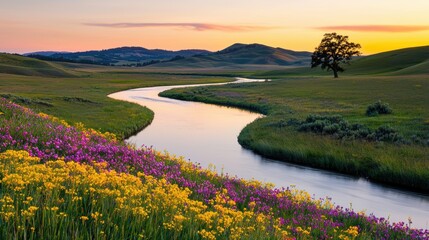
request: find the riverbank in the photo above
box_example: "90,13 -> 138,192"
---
159,76 -> 429,192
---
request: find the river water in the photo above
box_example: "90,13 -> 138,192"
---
109,78 -> 429,229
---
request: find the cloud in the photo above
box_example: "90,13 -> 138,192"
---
83,22 -> 275,32
315,25 -> 429,33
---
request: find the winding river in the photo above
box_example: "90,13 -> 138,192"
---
109,78 -> 429,229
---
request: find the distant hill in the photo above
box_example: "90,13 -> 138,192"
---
150,43 -> 311,69
24,51 -> 70,57
0,53 -> 76,77
347,45 -> 429,75
10,45 -> 429,76
27,47 -> 211,66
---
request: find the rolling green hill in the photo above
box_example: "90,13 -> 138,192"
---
346,45 -> 429,75
0,53 -> 77,77
150,43 -> 311,69
252,45 -> 429,78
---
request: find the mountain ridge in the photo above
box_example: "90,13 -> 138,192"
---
24,43 -> 312,68
150,43 -> 312,68
26,46 -> 211,66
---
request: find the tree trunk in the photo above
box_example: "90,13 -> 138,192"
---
330,63 -> 339,78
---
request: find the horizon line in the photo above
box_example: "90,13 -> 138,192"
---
2,43 -> 428,55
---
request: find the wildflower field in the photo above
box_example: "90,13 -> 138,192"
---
0,97 -> 427,239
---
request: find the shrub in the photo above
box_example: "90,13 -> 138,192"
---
373,125 -> 403,142
411,134 -> 429,146
295,114 -> 404,143
0,93 -> 53,107
366,100 -> 393,116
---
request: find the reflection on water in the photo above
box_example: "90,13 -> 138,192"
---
109,78 -> 429,229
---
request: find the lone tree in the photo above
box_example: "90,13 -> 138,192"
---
311,33 -> 361,78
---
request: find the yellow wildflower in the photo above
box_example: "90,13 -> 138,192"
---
50,207 -> 59,211
91,212 -> 102,221
58,212 -> 68,218
198,229 -> 216,240
344,226 -> 359,237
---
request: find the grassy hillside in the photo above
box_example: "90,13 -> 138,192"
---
346,45 -> 429,75
393,59 -> 429,75
1,99 -> 426,239
0,53 -> 77,77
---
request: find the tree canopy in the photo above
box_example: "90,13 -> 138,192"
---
311,33 -> 361,78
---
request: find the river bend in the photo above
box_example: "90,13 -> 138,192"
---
109,78 -> 429,229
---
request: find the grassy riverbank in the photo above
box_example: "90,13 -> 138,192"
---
0,53 -> 229,138
160,75 -> 429,192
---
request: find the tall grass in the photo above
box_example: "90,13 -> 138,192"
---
238,117 -> 429,192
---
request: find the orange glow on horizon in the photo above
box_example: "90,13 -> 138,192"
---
1,1 -> 428,55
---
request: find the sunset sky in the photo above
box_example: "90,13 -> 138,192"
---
1,0 -> 428,54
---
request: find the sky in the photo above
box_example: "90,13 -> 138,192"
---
1,0 -> 429,54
